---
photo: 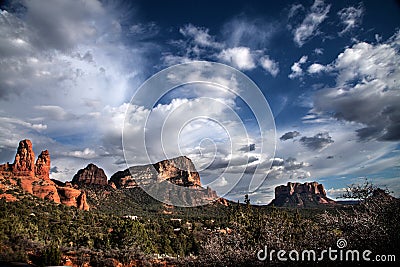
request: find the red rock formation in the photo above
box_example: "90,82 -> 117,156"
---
110,156 -> 219,206
110,156 -> 202,188
72,163 -> 108,186
215,197 -> 229,206
206,186 -> 218,199
77,191 -> 90,211
35,150 -> 50,180
12,139 -> 35,177
154,156 -> 201,187
0,139 -> 89,210
33,180 -> 61,203
57,186 -> 89,211
270,181 -> 336,207
110,165 -> 157,188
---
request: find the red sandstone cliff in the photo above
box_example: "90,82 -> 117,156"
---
0,139 -> 89,210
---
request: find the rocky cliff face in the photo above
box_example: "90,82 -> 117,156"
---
0,139 -> 89,210
109,165 -> 155,188
269,182 -> 336,207
110,156 -> 217,206
72,163 -> 108,186
110,156 -> 202,189
57,185 -> 90,211
154,156 -> 201,187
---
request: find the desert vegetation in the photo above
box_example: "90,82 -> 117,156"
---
0,181 -> 399,266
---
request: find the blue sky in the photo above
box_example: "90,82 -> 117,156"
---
0,0 -> 399,204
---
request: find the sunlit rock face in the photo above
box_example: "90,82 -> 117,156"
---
153,156 -> 202,187
35,150 -> 51,180
109,156 -> 218,206
12,139 -> 36,177
110,156 -> 201,188
57,186 -> 90,211
0,139 -> 90,210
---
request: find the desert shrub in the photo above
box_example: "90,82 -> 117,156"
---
38,244 -> 62,267
319,181 -> 400,255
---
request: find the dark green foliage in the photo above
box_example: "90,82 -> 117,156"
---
0,188 -> 227,265
39,245 -> 61,267
244,194 -> 250,206
0,195 -> 158,265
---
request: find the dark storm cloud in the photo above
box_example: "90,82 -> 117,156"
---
0,0 -> 121,100
315,89 -> 400,141
284,157 -> 307,171
312,31 -> 400,141
280,131 -> 300,141
238,143 -> 255,152
207,155 -> 259,171
380,123 -> 400,141
22,0 -> 105,51
113,157 -> 126,165
355,126 -> 382,141
299,132 -> 334,150
0,0 -> 148,181
271,158 -> 284,167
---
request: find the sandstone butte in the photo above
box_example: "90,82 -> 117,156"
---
269,181 -> 336,207
109,155 -> 220,206
110,155 -> 202,189
0,139 -> 89,210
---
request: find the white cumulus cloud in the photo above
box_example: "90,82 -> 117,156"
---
308,63 -> 327,74
218,47 -> 256,70
289,55 -> 308,79
259,56 -> 279,77
66,148 -> 97,159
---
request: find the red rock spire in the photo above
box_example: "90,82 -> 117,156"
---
12,139 -> 35,177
